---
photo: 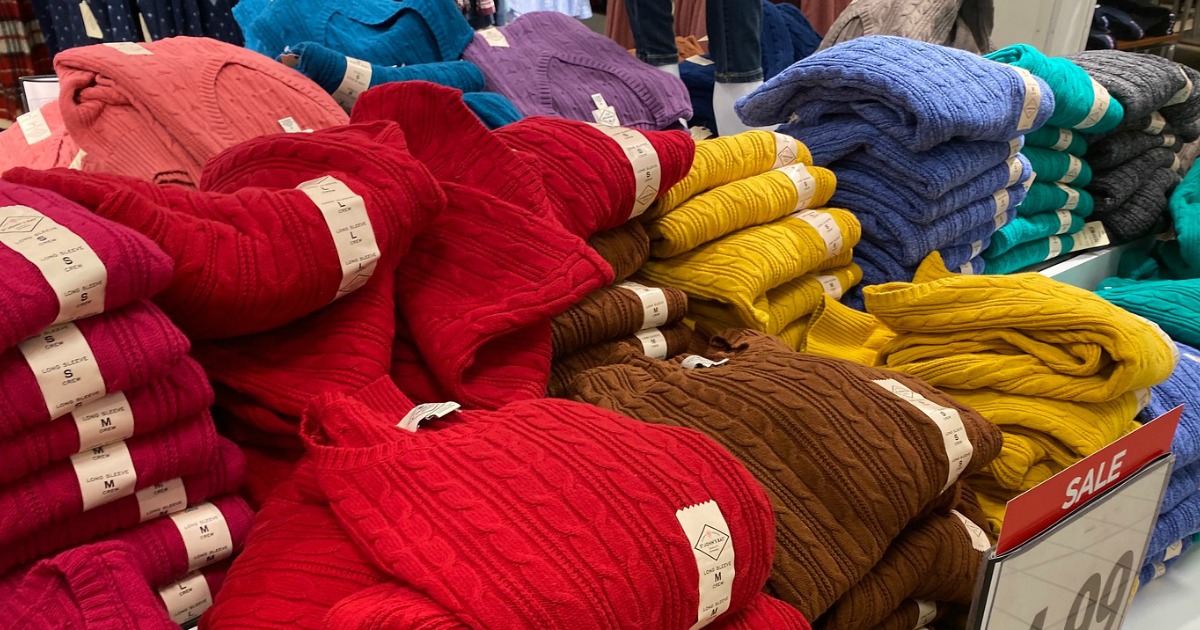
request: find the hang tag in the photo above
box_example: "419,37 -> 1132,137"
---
333,57 -> 372,110
18,322 -> 106,420
138,12 -> 151,41
1057,183 -> 1080,211
1,205 -> 109,325
685,55 -> 714,66
80,2 -> 103,39
1145,112 -> 1167,135
814,274 -> 843,299
1166,68 -> 1194,106
17,109 -> 52,144
1055,209 -> 1073,235
617,281 -> 670,329
296,176 -> 380,301
1070,222 -> 1110,252
73,391 -> 135,451
71,441 -> 137,511
970,240 -> 984,259
1078,79 -> 1112,130
1061,155 -> 1083,183
590,93 -> 621,127
1051,128 -> 1074,151
680,355 -> 729,369
104,42 -> 152,55
1046,236 -> 1064,260
916,600 -> 938,627
1006,157 -> 1023,187
676,500 -> 736,629
776,164 -> 817,211
397,402 -> 461,432
872,379 -> 972,491
158,571 -> 213,625
952,510 -> 992,552
588,124 -> 662,219
68,149 -> 86,170
1013,67 -> 1042,132
959,260 -> 974,275
170,503 -> 234,572
791,210 -> 844,258
479,27 -> 509,47
137,477 -> 188,522
635,328 -> 668,359
772,133 -> 800,168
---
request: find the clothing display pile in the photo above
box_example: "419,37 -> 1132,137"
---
737,36 -> 1047,303
981,44 -> 1121,274
33,0 -> 242,56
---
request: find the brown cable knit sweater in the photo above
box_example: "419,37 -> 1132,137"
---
551,278 -> 689,357
587,220 -> 651,284
548,322 -> 697,397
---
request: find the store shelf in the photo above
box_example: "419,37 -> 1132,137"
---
1126,550 -> 1200,628
1035,241 -> 1148,291
1117,33 -> 1182,50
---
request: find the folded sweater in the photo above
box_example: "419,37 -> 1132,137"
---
1068,50 -> 1191,133
1019,182 -> 1094,216
989,209 -> 1088,256
551,279 -> 688,356
1139,342 -> 1200,467
1022,146 -> 1094,186
0,102 -> 81,174
547,322 -> 695,398
687,263 -> 862,336
588,221 -> 651,283
985,43 -> 1123,133
1097,276 -> 1200,347
1024,126 -> 1088,156
1087,129 -> 1180,170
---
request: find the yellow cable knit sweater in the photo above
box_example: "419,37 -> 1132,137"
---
689,263 -> 862,338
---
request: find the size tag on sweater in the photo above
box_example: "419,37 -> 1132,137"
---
1061,155 -> 1083,184
685,55 -> 714,66
872,379 -> 972,491
170,503 -> 234,572
777,164 -> 816,211
1,205 -> 108,325
19,322 -> 106,420
791,210 -> 844,258
71,441 -> 136,511
159,571 -> 213,625
1046,236 -> 1063,259
635,328 -> 668,359
970,240 -> 983,259
68,150 -> 86,170
681,356 -> 728,369
17,110 -> 52,144
278,117 -> 310,133
479,27 -> 509,47
1005,157 -> 1023,187
296,176 -> 380,301
1055,210 -> 1073,235
1056,183 -> 1080,211
137,477 -> 188,522
1071,222 -> 1110,252
1008,137 -> 1023,157
676,500 -> 735,628
74,391 -> 135,451
1163,133 -> 1178,148
1013,67 -> 1042,132
616,281 -> 669,328
993,189 -> 1011,215
1173,154 -> 1183,173
80,2 -> 103,39
1051,128 -> 1074,151
333,57 -> 372,110
1136,388 -> 1152,411
589,124 -> 662,219
993,206 -> 1010,231
104,42 -> 152,55
1079,79 -> 1112,130
951,510 -> 992,552
772,133 -> 800,168
959,260 -> 975,275
1167,68 -> 1194,106
591,94 -> 621,127
916,600 -> 938,627
397,402 -> 461,432
1166,539 -> 1185,561
814,274 -> 843,299
1146,112 -> 1167,135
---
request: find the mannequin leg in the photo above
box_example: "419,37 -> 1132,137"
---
708,0 -> 769,135
623,0 -> 679,68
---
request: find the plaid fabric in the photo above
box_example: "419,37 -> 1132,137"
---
0,0 -> 52,127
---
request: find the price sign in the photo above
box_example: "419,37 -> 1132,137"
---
970,408 -> 1182,630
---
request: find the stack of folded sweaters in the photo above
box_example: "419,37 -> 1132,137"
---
800,253 -> 1178,535
204,376 -> 811,629
1068,50 -> 1200,243
983,44 -> 1124,274
1136,341 -> 1200,585
0,181 -> 253,626
638,130 -> 855,349
737,36 -> 1051,303
0,101 -> 80,174
566,329 -> 1002,628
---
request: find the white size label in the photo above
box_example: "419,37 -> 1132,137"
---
1166,539 -> 1185,561
591,94 -> 621,127
994,188 -> 1011,215
17,109 -> 52,144
479,27 -> 509,47
676,500 -> 735,629
1135,388 -> 1152,411
1146,112 -> 1167,135
296,176 -> 380,301
952,510 -> 993,552
815,274 -> 843,299
1006,157 -> 1023,187
1173,154 -> 1183,173
959,260 -> 975,275
170,503 -> 234,572
1056,209 -> 1073,235
1052,128 -> 1074,151
1009,137 -> 1023,157
994,205 -> 1010,231
1,205 -> 108,325
1071,222 -> 1110,252
772,133 -> 800,168
68,149 -> 86,170
80,2 -> 103,38
1047,236 -> 1063,260
396,402 -> 461,433
680,356 -> 728,369
685,55 -> 714,66
18,322 -> 106,420
1061,155 -> 1083,183
617,281 -> 670,329
588,125 -> 663,218
138,13 -> 151,41
1167,68 -> 1194,106
635,328 -> 668,360
971,240 -> 984,259
70,441 -> 136,511
333,57 -> 372,110
73,391 -> 134,451
159,571 -> 213,625
137,477 -> 188,522
1079,79 -> 1112,130
791,210 -> 844,258
104,42 -> 151,55
916,600 -> 938,627
1154,562 -> 1167,579
872,379 -> 972,491
1057,183 -> 1080,211
1163,133 -> 1178,147
777,164 -> 817,211
1014,67 -> 1042,132
278,117 -> 305,133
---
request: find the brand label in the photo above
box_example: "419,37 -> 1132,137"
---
959,260 -> 974,275
1173,154 -> 1183,173
791,210 -> 844,258
70,441 -> 136,511
17,109 -> 52,144
1052,128 -> 1074,151
616,281 -> 670,329
676,500 -> 736,629
872,379 -> 972,491
1,205 -> 108,325
1013,67 -> 1042,132
814,274 -> 843,299
1079,79 -> 1112,130
971,240 -> 984,259
1009,137 -> 1023,157
1006,157 -> 1023,187
333,57 -> 372,110
772,133 -> 800,168
1163,133 -> 1177,148
951,510 -> 992,552
73,391 -> 135,451
1057,183 -> 1080,211
916,600 -> 938,627
479,27 -> 509,47
278,117 -> 308,133
18,322 -> 106,420
994,188 -> 1011,215
1047,235 -> 1063,259
1146,112 -> 1167,135
137,477 -> 188,522
1056,209 -> 1073,235
685,55 -> 714,66
1166,539 -> 1185,561
1136,388 -> 1152,411
635,328 -> 668,360
396,402 -> 461,433
588,124 -> 662,219
80,1 -> 103,38
158,571 -> 214,625
104,42 -> 152,55
1062,155 -> 1083,184
68,149 -> 86,170
169,503 -> 234,572
1166,68 -> 1194,106
1070,222 -> 1110,252
777,164 -> 817,211
680,356 -> 729,369
591,94 -> 621,127
1154,562 -> 1168,579
296,176 -> 380,301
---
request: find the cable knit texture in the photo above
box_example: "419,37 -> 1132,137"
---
551,279 -> 688,356
588,221 -> 652,283
1097,276 -> 1200,346
1025,126 -> 1088,156
1140,343 -> 1200,468
1067,50 -> 1191,134
985,44 -> 1123,132
819,0 -> 994,54
547,323 -> 696,397
1088,130 -> 1180,170
1022,146 -> 1094,186
1095,167 -> 1181,244
688,264 -> 863,338
0,101 -> 81,173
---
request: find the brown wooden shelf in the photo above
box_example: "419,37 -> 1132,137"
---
1117,33 -> 1182,50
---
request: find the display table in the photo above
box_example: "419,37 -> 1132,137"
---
1125,549 -> 1200,628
